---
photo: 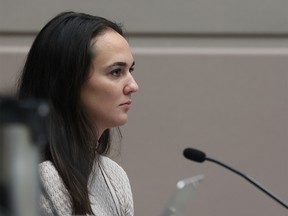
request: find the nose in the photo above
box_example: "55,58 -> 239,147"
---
124,74 -> 139,95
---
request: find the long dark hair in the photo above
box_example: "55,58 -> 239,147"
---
17,11 -> 124,215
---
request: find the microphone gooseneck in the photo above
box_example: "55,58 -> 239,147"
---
183,148 -> 288,209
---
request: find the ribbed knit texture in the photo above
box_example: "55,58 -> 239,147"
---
39,156 -> 134,216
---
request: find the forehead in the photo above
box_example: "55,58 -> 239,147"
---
90,30 -> 133,64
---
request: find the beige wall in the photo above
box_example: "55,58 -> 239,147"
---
1,0 -> 288,33
1,1 -> 288,216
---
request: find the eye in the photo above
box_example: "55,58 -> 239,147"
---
129,66 -> 135,73
110,69 -> 122,77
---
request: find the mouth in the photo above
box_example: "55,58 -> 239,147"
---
120,100 -> 132,106
119,100 -> 132,109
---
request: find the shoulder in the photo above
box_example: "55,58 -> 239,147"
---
39,161 -> 68,195
99,156 -> 128,178
39,161 -> 72,215
39,161 -> 62,183
98,156 -> 133,193
98,156 -> 132,194
98,156 -> 134,215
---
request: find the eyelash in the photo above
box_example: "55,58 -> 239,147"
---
110,69 -> 122,77
110,67 -> 135,77
129,67 -> 135,73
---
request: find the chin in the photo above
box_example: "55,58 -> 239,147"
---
111,117 -> 128,127
118,119 -> 128,126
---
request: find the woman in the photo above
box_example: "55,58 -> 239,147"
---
17,11 -> 139,215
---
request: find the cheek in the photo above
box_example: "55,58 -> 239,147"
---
80,79 -> 117,114
80,80 -> 100,112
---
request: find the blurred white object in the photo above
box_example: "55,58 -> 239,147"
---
161,174 -> 205,216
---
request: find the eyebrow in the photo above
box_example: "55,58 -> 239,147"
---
108,61 -> 135,68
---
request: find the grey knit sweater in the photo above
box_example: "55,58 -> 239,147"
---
39,156 -> 134,216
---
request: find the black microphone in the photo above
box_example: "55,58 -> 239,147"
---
183,148 -> 288,209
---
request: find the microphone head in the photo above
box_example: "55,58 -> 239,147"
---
183,148 -> 206,163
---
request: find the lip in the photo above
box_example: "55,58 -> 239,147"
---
119,100 -> 132,106
119,100 -> 132,109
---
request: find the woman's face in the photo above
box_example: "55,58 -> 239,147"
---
80,30 -> 139,135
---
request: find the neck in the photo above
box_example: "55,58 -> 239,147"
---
97,127 -> 107,141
